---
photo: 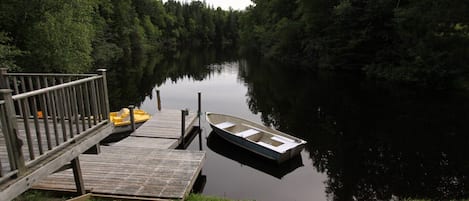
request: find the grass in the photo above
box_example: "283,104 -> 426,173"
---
14,190 -> 242,201
13,190 -> 65,201
185,194 -> 238,201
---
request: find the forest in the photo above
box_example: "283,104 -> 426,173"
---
0,0 -> 468,87
239,0 -> 469,87
0,0 -> 239,73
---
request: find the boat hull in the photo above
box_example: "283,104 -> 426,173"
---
207,113 -> 306,163
207,133 -> 304,179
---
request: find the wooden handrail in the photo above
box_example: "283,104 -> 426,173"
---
11,76 -> 102,100
0,69 -> 111,201
0,71 -> 109,179
6,73 -> 97,77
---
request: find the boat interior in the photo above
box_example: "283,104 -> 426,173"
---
214,121 -> 299,153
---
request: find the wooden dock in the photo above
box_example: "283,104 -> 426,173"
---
33,109 -> 205,200
33,146 -> 204,200
0,70 -> 113,201
114,109 -> 198,149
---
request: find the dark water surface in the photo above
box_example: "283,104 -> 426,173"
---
107,48 -> 469,201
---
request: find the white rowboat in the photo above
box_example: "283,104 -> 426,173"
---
206,112 -> 307,163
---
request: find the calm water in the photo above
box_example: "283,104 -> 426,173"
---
107,48 -> 469,201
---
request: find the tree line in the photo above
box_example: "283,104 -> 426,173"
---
0,0 -> 240,73
239,0 -> 469,87
1,0 -> 468,87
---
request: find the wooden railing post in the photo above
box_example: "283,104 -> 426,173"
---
0,68 -> 8,89
0,89 -> 26,174
97,69 -> 109,119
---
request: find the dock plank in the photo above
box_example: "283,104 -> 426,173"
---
131,109 -> 197,139
33,146 -> 205,200
112,109 -> 198,150
31,109 -> 205,200
113,137 -> 178,149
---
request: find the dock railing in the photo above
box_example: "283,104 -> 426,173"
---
0,69 -> 111,200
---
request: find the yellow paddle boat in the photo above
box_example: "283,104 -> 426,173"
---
104,108 -> 151,143
110,108 -> 151,127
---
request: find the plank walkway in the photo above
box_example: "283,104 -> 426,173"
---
114,109 -> 198,149
33,109 -> 204,200
33,146 -> 205,200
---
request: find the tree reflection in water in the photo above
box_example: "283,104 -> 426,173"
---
106,47 -> 238,111
107,48 -> 469,200
238,57 -> 469,201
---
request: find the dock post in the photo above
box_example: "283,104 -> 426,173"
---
156,89 -> 161,111
198,92 -> 201,126
129,105 -> 136,131
71,157 -> 86,195
198,92 -> 202,151
181,109 -> 188,147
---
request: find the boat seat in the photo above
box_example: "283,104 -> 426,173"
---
257,141 -> 298,153
271,136 -> 295,143
235,129 -> 260,138
215,122 -> 235,129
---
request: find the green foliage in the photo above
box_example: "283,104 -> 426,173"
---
0,0 -> 96,73
0,0 -> 241,73
25,0 -> 96,73
368,0 -> 469,87
186,193 -> 239,201
239,0 -> 469,87
13,190 -> 64,201
0,32 -> 23,71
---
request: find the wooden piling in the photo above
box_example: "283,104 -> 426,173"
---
71,157 -> 86,195
181,109 -> 188,146
156,89 -> 161,111
198,92 -> 202,151
129,105 -> 136,131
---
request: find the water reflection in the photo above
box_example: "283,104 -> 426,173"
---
106,47 -> 239,111
239,58 -> 469,200
207,132 -> 304,179
107,47 -> 469,200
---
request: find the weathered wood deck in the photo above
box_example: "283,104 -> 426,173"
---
33,109 -> 204,200
0,118 -> 95,173
114,109 -> 198,149
0,70 -> 113,201
33,146 -> 205,200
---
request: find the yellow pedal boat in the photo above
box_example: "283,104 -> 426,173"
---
103,108 -> 151,143
110,108 -> 151,127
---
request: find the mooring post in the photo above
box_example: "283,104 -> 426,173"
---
198,92 -> 201,126
156,89 -> 161,111
129,105 -> 136,131
181,109 -> 188,147
198,92 -> 203,151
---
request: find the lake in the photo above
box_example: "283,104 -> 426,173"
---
107,48 -> 469,201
